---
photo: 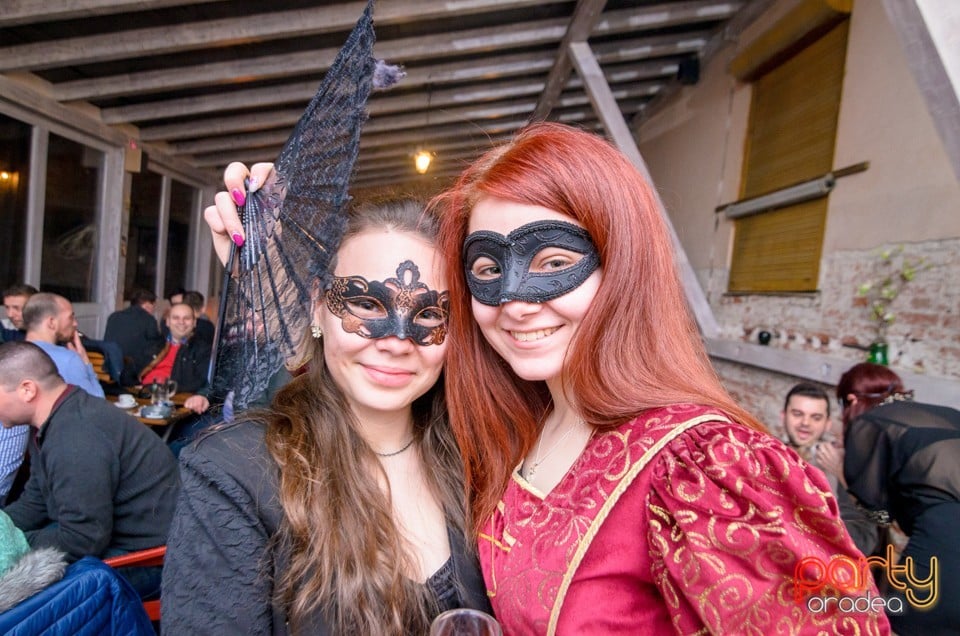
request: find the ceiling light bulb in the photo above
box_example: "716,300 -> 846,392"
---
414,150 -> 432,174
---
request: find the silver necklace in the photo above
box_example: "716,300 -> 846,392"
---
524,419 -> 578,480
374,437 -> 415,457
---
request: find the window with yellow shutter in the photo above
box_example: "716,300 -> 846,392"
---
728,15 -> 850,293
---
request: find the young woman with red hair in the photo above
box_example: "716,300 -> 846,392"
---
432,122 -> 888,634
837,363 -> 960,635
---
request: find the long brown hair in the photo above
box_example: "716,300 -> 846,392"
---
432,122 -> 764,534
260,199 -> 465,633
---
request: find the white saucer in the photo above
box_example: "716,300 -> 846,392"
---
139,406 -> 173,420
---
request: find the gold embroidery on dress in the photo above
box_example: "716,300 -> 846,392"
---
546,413 -> 718,635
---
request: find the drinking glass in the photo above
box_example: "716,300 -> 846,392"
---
148,381 -> 163,406
429,609 -> 502,636
162,378 -> 178,405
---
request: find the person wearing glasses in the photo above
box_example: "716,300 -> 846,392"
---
838,362 -> 960,635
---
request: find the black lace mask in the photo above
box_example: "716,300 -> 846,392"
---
463,220 -> 600,306
324,260 -> 448,346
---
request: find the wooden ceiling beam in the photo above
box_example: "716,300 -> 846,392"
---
0,0 -> 563,72
56,7 -> 691,102
138,73 -> 558,140
189,131 -> 519,169
532,0 -> 741,121
146,78 -> 660,146
100,51 -> 677,124
0,0 -> 218,27
531,0 -> 609,122
167,99 -> 628,161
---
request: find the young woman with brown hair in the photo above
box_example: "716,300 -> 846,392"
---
432,122 -> 888,634
162,197 -> 490,634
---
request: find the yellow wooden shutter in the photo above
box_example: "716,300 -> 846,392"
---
729,19 -> 849,292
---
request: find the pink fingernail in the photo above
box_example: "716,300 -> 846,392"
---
232,233 -> 245,247
231,189 -> 246,206
247,176 -> 259,193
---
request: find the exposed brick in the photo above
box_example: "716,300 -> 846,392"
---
708,239 -> 960,418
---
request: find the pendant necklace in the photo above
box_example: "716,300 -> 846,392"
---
524,418 -> 579,480
375,437 -> 415,457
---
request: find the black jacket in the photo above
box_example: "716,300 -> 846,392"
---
104,305 -> 163,385
139,335 -> 212,395
162,421 -> 491,634
4,387 -> 179,560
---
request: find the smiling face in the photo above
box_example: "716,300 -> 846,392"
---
167,303 -> 197,341
781,394 -> 831,452
318,229 -> 448,422
466,197 -> 601,384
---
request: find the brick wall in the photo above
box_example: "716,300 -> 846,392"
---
706,238 -> 959,426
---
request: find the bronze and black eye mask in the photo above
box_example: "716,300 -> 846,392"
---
324,260 -> 448,345
463,220 -> 600,306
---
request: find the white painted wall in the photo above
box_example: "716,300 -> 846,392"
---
828,0 -> 960,250
633,0 -> 960,422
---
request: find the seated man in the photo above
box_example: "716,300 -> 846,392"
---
140,303 -> 211,414
2,293 -> 105,503
182,290 -> 215,346
160,290 -> 214,347
0,286 -> 38,502
104,288 -> 164,387
1,285 -> 38,343
780,382 -> 879,555
22,293 -> 104,399
0,341 -> 179,599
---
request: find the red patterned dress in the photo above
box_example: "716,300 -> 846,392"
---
478,404 -> 890,635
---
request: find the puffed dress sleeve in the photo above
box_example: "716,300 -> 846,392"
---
645,421 -> 890,636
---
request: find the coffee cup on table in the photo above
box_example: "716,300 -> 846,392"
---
116,393 -> 137,409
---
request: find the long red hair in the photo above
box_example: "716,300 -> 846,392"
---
432,122 -> 764,534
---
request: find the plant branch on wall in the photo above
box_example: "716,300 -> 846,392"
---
856,246 -> 929,362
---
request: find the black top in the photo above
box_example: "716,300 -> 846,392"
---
844,400 -> 960,532
4,386 -> 179,560
161,420 -> 491,635
104,304 -> 164,386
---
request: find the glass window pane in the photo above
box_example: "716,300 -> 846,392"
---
126,162 -> 163,293
0,113 -> 31,286
164,179 -> 194,294
41,134 -> 103,302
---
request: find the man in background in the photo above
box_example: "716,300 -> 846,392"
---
22,293 -> 103,399
140,303 -> 211,414
181,290 -> 215,346
780,382 -> 878,555
1,294 -> 107,503
0,285 -> 38,343
0,285 -> 39,500
0,341 -> 178,599
104,288 -> 164,386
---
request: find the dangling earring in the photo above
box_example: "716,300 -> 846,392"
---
311,325 -> 323,339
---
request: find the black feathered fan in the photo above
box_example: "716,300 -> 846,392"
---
210,0 -> 400,414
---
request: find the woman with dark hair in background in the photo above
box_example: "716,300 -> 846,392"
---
431,122 -> 886,634
162,198 -> 490,634
838,362 -> 960,636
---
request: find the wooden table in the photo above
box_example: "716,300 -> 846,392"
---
107,392 -> 193,442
